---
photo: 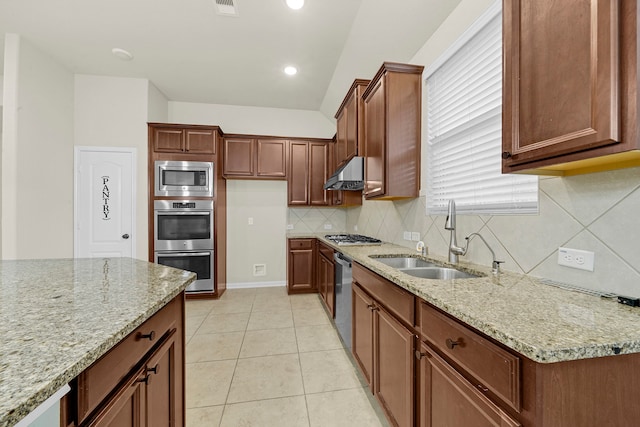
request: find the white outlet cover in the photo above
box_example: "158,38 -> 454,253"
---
403,231 -> 412,241
287,224 -> 294,230
411,232 -> 420,241
557,247 -> 595,271
324,224 -> 332,230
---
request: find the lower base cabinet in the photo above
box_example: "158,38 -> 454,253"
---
63,293 -> 184,427
352,276 -> 414,427
418,342 -> 520,427
316,241 -> 335,317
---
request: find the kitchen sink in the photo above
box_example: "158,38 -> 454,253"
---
371,256 -> 438,269
399,267 -> 481,280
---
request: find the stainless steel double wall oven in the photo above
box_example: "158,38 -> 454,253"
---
154,200 -> 214,293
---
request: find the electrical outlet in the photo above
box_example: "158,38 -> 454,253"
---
411,232 -> 420,241
403,231 -> 412,241
354,225 -> 358,232
557,247 -> 595,271
248,217 -> 254,225
287,224 -> 294,230
324,223 -> 332,230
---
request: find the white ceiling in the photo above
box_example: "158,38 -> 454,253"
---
0,0 -> 462,118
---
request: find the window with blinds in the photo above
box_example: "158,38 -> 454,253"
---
425,2 -> 538,215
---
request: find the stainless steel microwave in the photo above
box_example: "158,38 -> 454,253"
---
155,160 -> 213,197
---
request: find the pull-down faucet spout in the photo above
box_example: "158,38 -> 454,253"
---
445,200 -> 465,263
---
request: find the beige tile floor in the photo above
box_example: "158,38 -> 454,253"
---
185,286 -> 390,427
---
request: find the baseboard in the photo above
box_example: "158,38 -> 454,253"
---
226,281 -> 286,289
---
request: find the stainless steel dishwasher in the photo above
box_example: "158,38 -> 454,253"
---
334,252 -> 353,350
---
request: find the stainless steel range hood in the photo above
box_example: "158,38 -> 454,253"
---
323,156 -> 364,191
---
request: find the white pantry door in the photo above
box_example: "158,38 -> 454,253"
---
74,147 -> 136,258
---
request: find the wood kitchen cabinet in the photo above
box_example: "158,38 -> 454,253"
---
316,241 -> 335,317
288,140 -> 332,206
362,62 -> 423,200
152,126 -> 216,154
287,238 -> 316,294
223,137 -> 288,179
502,0 -> 640,175
65,293 -> 184,427
335,79 -> 369,168
352,264 -> 415,427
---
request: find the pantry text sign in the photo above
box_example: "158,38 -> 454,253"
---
101,176 -> 111,220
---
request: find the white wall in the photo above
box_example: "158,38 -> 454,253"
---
1,34 -> 75,259
226,180 -> 287,287
169,101 -> 335,137
74,75 -> 151,260
147,82 -> 168,123
0,74 -> 4,105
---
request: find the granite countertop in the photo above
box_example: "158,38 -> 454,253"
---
290,233 -> 640,364
0,258 -> 195,427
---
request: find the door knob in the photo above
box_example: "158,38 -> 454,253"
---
122,234 -> 130,239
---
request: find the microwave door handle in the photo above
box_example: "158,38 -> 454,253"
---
156,211 -> 212,216
158,252 -> 212,257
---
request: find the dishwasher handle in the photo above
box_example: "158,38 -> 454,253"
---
334,252 -> 352,268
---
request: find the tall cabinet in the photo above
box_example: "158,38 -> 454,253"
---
362,62 -> 423,200
148,123 -> 227,299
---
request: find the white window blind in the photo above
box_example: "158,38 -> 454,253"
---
426,4 -> 538,215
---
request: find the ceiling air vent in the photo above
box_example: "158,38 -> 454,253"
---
214,0 -> 239,16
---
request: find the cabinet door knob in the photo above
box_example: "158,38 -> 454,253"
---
138,330 -> 156,341
147,364 -> 159,375
414,350 -> 427,360
445,338 -> 461,349
136,374 -> 152,385
501,151 -> 512,159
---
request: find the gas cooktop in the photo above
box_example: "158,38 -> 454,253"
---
324,234 -> 383,246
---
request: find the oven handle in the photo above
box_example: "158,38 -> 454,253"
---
155,211 -> 212,216
157,252 -> 212,257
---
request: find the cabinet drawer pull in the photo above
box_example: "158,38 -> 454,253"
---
445,338 -> 461,349
138,330 -> 156,341
502,151 -> 512,159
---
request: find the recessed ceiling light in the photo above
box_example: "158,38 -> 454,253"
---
284,66 -> 298,76
111,48 -> 133,61
285,0 -> 304,10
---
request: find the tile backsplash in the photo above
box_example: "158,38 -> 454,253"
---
346,167 -> 640,297
287,208 -> 347,233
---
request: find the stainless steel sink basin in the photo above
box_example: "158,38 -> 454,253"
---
371,256 -> 438,268
399,267 -> 481,280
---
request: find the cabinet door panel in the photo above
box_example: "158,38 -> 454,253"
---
87,368 -> 146,427
154,129 -> 184,152
345,92 -> 359,162
185,129 -> 215,154
146,329 -> 181,427
224,138 -> 254,176
376,307 -> 414,427
309,142 -> 330,206
288,142 -> 309,205
257,139 -> 287,178
352,283 -> 374,389
503,0 -> 619,167
336,108 -> 348,168
287,239 -> 315,294
420,343 -> 520,427
363,79 -> 386,198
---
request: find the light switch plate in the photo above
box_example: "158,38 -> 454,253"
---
411,232 -> 421,241
403,231 -> 412,241
324,224 -> 332,230
287,224 -> 294,230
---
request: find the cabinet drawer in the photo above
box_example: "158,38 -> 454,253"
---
289,238 -> 314,250
77,295 -> 183,423
353,263 -> 414,326
420,302 -> 521,412
317,241 -> 334,260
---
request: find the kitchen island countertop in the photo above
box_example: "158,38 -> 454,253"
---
0,258 -> 195,427
290,233 -> 640,364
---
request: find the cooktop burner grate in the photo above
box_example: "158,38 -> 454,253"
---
324,234 -> 383,246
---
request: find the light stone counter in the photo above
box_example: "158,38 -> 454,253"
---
0,258 -> 195,427
289,233 -> 640,364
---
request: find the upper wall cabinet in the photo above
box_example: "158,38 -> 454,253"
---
335,79 -> 370,169
503,0 -> 640,175
288,140 -> 332,206
223,137 -> 288,179
151,124 -> 217,155
362,62 -> 423,200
